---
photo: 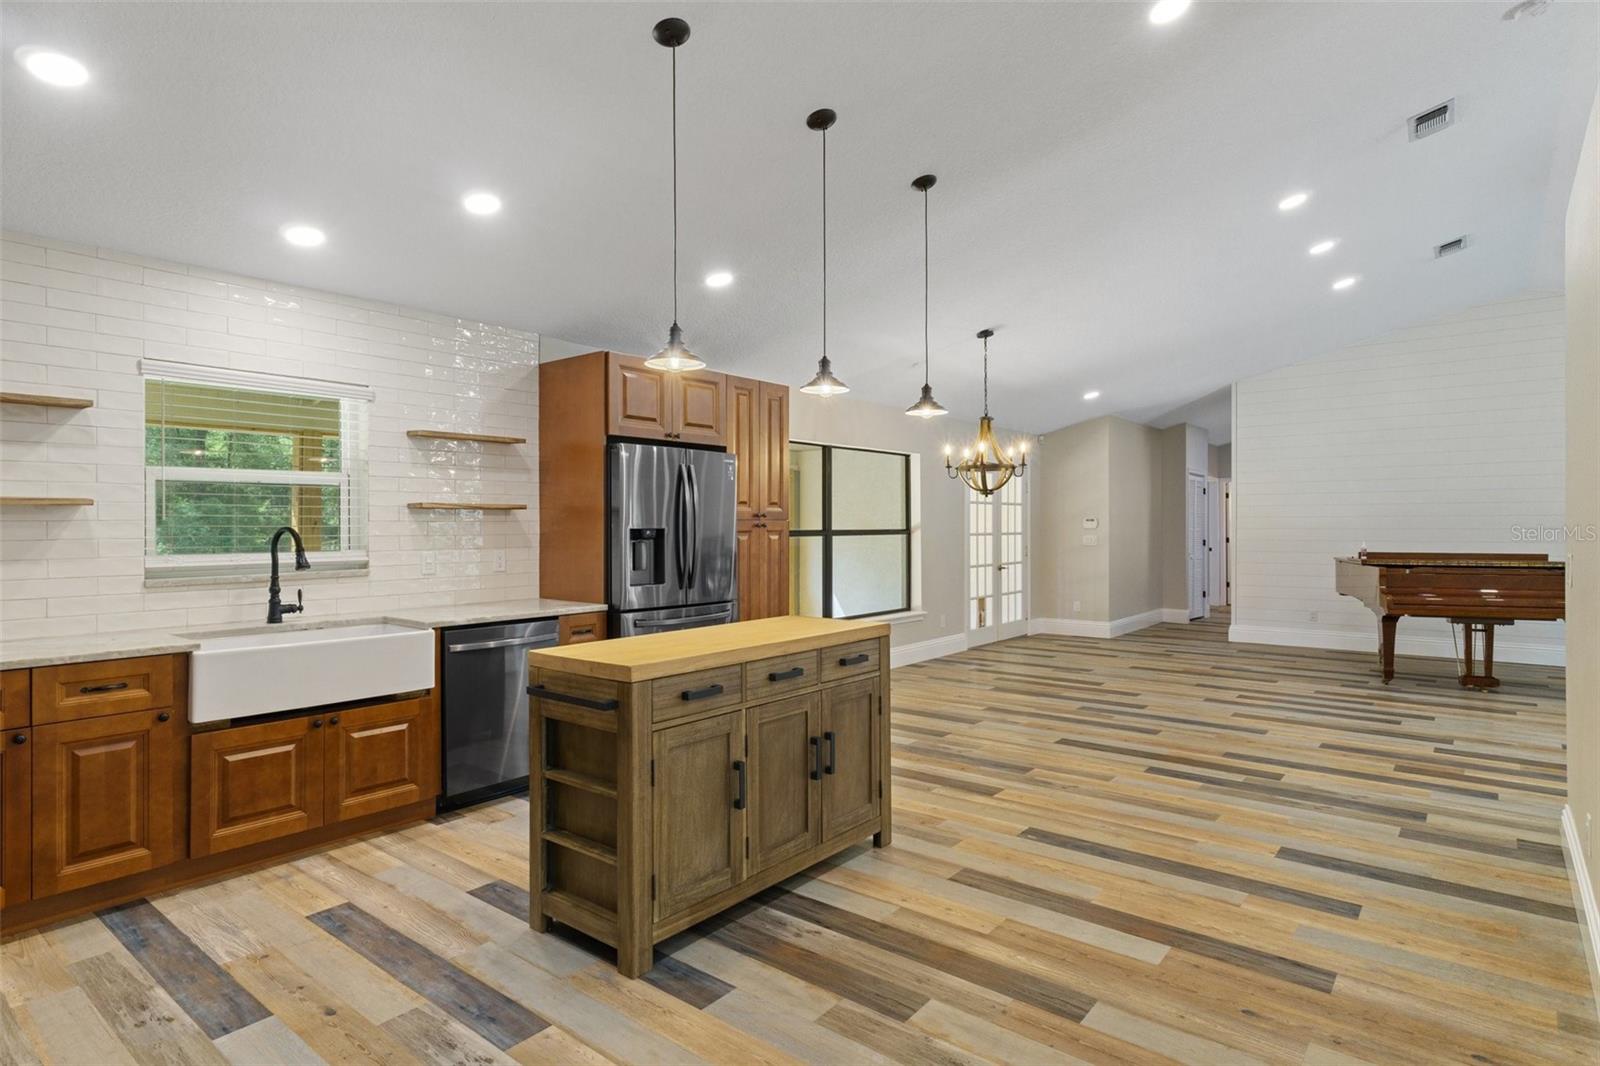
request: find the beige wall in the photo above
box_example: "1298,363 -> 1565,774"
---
1108,418 -> 1164,620
1031,418 -> 1111,621
1160,425 -> 1193,613
1566,90 -> 1600,915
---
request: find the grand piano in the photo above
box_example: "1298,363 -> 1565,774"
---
1334,551 -> 1566,688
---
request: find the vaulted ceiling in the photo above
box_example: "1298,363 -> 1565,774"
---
3,2 -> 1594,432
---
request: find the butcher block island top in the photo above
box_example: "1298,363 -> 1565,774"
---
527,614 -> 892,977
526,615 -> 890,682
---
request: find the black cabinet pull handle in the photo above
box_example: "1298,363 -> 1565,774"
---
527,685 -> 619,712
79,681 -> 129,694
768,666 -> 805,682
809,736 -> 821,780
838,653 -> 869,667
732,759 -> 747,810
681,683 -> 724,702
156,711 -> 170,722
311,718 -> 323,728
10,733 -> 25,745
824,730 -> 837,775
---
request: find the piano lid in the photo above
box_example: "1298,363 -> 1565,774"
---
1339,550 -> 1565,570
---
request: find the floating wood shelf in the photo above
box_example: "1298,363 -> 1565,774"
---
406,501 -> 528,511
0,497 -> 94,507
406,429 -> 527,445
0,392 -> 94,410
541,829 -> 617,866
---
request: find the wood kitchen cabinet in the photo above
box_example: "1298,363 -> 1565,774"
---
190,715 -> 324,857
820,676 -> 881,841
605,354 -> 728,446
1,670 -> 29,732
737,520 -> 790,622
31,707 -> 183,897
730,377 -> 790,621
325,696 -> 438,823
746,693 -> 820,871
1,729 -> 30,908
651,710 -> 746,920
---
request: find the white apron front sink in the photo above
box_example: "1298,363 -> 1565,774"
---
187,622 -> 435,723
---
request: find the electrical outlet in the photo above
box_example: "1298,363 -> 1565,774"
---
1308,611 -> 1319,623
420,551 -> 437,577
1073,600 -> 1082,613
493,550 -> 506,573
1081,533 -> 1099,546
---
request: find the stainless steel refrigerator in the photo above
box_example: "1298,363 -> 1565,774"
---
609,441 -> 737,636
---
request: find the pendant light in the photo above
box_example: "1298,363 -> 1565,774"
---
946,328 -> 1027,496
905,174 -> 948,418
644,18 -> 706,373
800,108 -> 849,396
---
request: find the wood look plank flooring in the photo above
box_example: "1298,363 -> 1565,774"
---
5,611 -> 1596,1064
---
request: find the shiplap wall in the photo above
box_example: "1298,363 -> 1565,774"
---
1231,292 -> 1567,664
0,230 -> 538,643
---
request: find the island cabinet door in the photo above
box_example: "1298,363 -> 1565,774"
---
820,677 -> 881,842
747,693 -> 820,873
325,697 -> 439,824
32,708 -> 182,896
191,716 -> 324,857
652,710 -> 746,920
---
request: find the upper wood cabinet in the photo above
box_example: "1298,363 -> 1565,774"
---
191,716 -> 325,858
325,696 -> 439,823
729,378 -> 789,523
1,730 -> 31,908
31,707 -> 183,896
652,710 -> 746,920
604,354 -> 728,446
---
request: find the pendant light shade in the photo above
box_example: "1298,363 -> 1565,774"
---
800,108 -> 849,397
644,17 -> 706,373
946,328 -> 1027,496
905,174 -> 948,418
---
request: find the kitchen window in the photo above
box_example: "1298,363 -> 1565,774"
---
142,360 -> 373,579
788,442 -> 911,619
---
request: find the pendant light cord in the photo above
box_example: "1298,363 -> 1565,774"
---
671,44 -> 679,324
922,187 -> 930,387
821,126 -> 828,359
982,333 -> 990,416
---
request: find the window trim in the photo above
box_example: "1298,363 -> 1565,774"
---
790,441 -> 912,620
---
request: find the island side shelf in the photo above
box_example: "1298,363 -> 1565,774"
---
527,616 -> 892,977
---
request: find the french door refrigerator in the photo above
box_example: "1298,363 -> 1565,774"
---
609,441 -> 738,636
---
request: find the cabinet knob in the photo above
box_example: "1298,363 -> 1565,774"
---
329,716 -> 340,725
312,718 -> 323,728
156,711 -> 171,722
10,733 -> 25,745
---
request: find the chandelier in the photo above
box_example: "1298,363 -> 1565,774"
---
945,329 -> 1027,496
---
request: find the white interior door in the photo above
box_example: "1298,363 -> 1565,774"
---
1187,473 -> 1207,620
1206,476 -> 1225,608
967,476 -> 1028,645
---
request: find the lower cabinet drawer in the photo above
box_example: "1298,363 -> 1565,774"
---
31,655 -> 176,725
820,640 -> 880,683
745,651 -> 819,704
191,716 -> 325,857
559,612 -> 607,645
651,665 -> 744,725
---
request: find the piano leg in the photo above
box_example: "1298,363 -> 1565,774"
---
1380,614 -> 1398,684
1454,619 -> 1503,689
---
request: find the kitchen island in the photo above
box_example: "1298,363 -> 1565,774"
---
526,616 -> 891,976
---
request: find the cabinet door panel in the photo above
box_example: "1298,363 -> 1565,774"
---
728,376 -> 760,522
32,709 -> 181,896
607,355 -> 673,440
757,382 -> 790,522
736,520 -> 762,622
326,698 -> 438,823
674,372 -> 728,447
1,730 -> 31,908
652,711 -> 745,920
761,523 -> 789,620
747,694 -> 819,872
821,678 -> 880,841
191,717 -> 323,857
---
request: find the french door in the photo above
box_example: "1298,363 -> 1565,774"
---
966,475 -> 1028,646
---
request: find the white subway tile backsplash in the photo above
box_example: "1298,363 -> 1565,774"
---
0,230 -> 539,640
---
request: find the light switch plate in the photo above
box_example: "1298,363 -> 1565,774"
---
420,551 -> 437,576
493,549 -> 506,573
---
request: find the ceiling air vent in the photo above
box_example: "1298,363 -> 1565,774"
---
1435,236 -> 1468,258
1410,100 -> 1455,141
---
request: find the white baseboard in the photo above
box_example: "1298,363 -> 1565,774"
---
890,632 -> 967,668
1226,623 -> 1567,667
1160,608 -> 1191,624
1561,805 -> 1600,1026
1030,610 -> 1166,640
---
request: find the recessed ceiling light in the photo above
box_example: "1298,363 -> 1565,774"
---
1332,275 -> 1359,291
1278,191 -> 1310,212
462,191 -> 502,216
704,271 -> 734,289
281,224 -> 326,248
1148,0 -> 1192,25
16,47 -> 89,88
1083,390 -> 1101,401
1308,239 -> 1338,256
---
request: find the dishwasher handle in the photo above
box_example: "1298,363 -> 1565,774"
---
447,634 -> 559,653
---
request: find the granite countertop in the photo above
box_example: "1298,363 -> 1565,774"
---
0,597 -> 608,671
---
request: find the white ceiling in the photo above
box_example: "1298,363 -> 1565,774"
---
3,2 -> 1595,433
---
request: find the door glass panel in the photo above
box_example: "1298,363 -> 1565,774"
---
831,535 -> 906,617
790,536 -> 823,616
831,450 -> 906,530
999,475 -> 1025,624
789,444 -> 823,530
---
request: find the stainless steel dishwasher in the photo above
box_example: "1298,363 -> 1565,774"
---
440,617 -> 559,809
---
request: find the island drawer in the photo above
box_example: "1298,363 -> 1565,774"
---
820,640 -> 880,683
1,670 -> 29,730
745,651 -> 820,704
31,655 -> 177,725
651,665 -> 743,724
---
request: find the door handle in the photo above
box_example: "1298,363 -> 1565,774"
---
686,463 -> 700,590
680,683 -> 724,702
810,736 -> 822,780
447,634 -> 558,653
824,730 -> 837,775
732,759 -> 747,810
768,666 -> 805,682
79,681 -> 129,694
